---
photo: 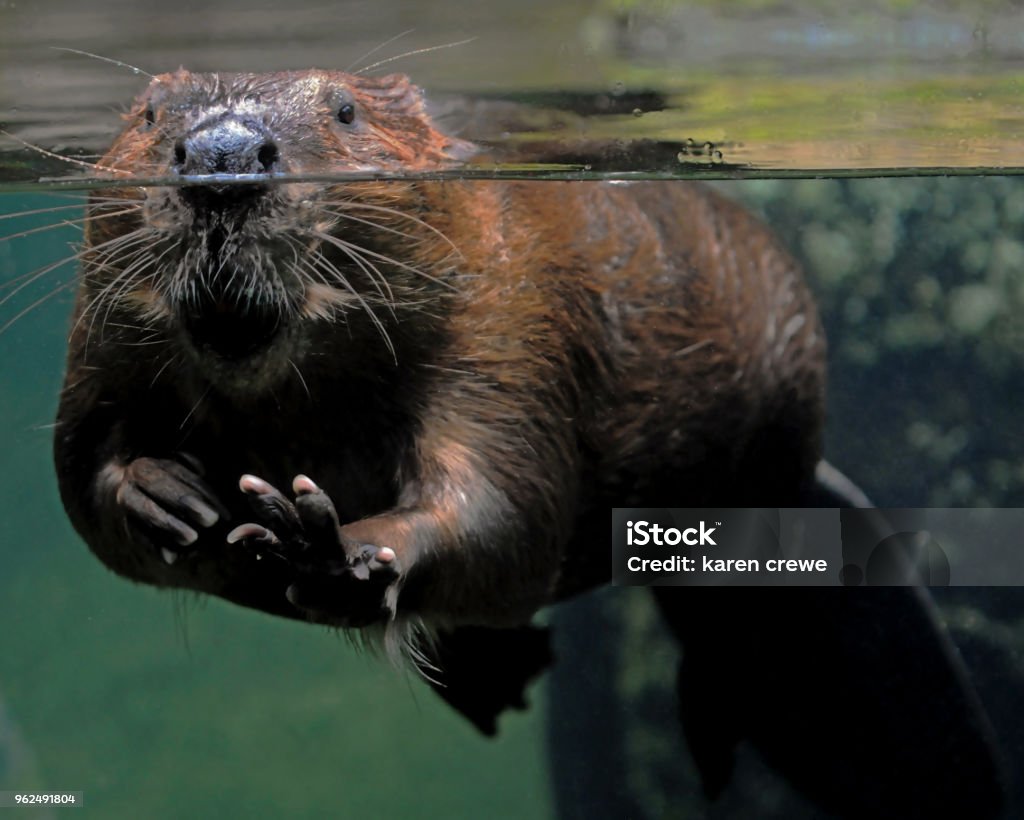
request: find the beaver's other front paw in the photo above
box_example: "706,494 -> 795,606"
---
228,474 -> 399,626
106,454 -> 228,565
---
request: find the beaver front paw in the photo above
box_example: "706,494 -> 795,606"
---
228,474 -> 400,626
107,454 -> 228,565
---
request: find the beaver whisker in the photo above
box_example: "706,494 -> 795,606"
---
170,257 -> 202,316
0,241 -> 87,334
27,195 -> 141,225
207,235 -> 239,298
279,241 -> 359,324
78,198 -> 143,214
178,384 -> 212,432
22,191 -> 90,203
85,192 -> 141,200
0,204 -> 140,247
0,250 -> 81,312
299,248 -> 397,361
103,256 -> 164,326
109,236 -> 181,313
78,229 -> 164,340
320,207 -> 427,246
83,209 -> 152,248
88,249 -> 162,344
0,278 -> 79,335
353,37 -> 477,76
51,47 -> 155,80
343,29 -> 416,74
81,221 -> 155,267
340,244 -> 397,310
174,245 -> 216,308
309,228 -> 456,295
75,236 -> 156,332
0,202 -> 93,225
244,274 -> 283,314
117,337 -> 169,348
149,352 -> 181,390
283,233 -> 314,288
101,252 -> 159,308
170,255 -> 198,316
102,320 -> 161,334
302,228 -> 396,308
0,129 -> 133,177
324,199 -> 462,257
300,245 -> 385,313
102,321 -> 169,347
80,226 -> 159,288
318,208 -> 461,280
287,357 -> 312,401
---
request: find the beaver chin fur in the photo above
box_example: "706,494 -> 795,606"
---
150,186 -> 325,391
174,316 -> 300,395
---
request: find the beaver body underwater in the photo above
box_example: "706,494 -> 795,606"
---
53,69 -> 1002,817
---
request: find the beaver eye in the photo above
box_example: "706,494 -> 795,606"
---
337,103 -> 356,125
143,104 -> 156,128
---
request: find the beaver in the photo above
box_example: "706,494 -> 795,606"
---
53,68 -> 1002,817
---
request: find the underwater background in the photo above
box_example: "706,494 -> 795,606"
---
3,1 -> 1024,817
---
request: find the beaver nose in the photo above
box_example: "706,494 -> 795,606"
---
174,117 -> 279,175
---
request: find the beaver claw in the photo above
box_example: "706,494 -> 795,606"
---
229,473 -> 400,626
